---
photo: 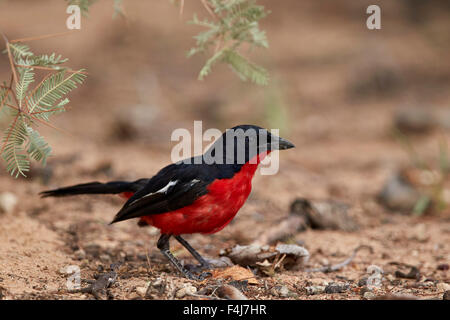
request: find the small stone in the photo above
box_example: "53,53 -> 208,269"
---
137,266 -> 147,273
278,285 -> 290,297
0,192 -> 18,214
207,256 -> 233,268
176,284 -> 197,299
216,284 -> 248,300
99,254 -> 111,263
437,282 -> 450,292
74,249 -> 86,260
136,286 -> 147,297
394,107 -> 434,134
363,291 -> 377,300
152,278 -> 164,288
377,172 -> 423,212
128,293 -> 141,300
395,266 -> 420,280
305,285 -> 325,295
325,283 -> 349,294
360,286 -> 372,296
386,274 -> 396,282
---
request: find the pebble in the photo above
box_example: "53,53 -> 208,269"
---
136,286 -> 148,297
437,282 -> 450,292
74,249 -> 86,260
99,254 -> 111,263
325,283 -> 350,294
80,259 -> 89,268
305,285 -> 325,295
377,172 -> 422,212
394,107 -> 434,134
128,293 -> 141,300
278,285 -> 290,297
0,192 -> 18,214
386,274 -> 396,282
217,284 -> 248,300
176,284 -> 197,298
137,266 -> 147,273
152,278 -> 164,288
363,291 -> 377,300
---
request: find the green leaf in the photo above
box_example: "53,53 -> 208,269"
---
1,116 -> 30,178
15,67 -> 35,106
33,98 -> 69,121
28,70 -> 86,113
25,125 -> 52,164
113,0 -> 125,18
5,43 -> 33,59
222,50 -> 268,85
1,41 -> 87,177
186,0 -> 270,85
65,0 -> 97,17
18,53 -> 68,68
198,48 -> 227,80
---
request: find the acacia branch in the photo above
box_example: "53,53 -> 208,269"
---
15,65 -> 88,75
10,30 -> 76,43
1,33 -> 19,87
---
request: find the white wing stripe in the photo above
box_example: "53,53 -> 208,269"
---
156,180 -> 178,194
130,180 -> 178,205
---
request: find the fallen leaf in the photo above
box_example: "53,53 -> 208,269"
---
211,265 -> 258,285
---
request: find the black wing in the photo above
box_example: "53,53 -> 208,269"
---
110,163 -> 212,224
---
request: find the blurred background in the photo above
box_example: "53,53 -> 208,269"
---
0,0 -> 449,299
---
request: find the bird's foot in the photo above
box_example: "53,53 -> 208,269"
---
184,262 -> 212,274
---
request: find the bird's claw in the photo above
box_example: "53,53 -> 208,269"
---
186,270 -> 212,281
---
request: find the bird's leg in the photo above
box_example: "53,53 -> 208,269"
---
175,235 -> 212,272
157,234 -> 209,281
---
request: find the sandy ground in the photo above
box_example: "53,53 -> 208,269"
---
0,0 -> 449,299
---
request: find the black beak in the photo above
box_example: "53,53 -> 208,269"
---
270,136 -> 295,150
278,137 -> 295,150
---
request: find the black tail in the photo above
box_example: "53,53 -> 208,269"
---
40,179 -> 149,198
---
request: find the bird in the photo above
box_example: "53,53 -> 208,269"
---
40,124 -> 295,280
